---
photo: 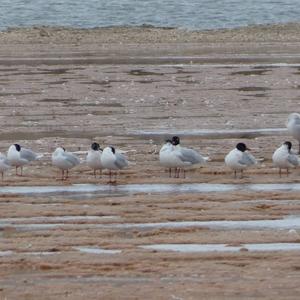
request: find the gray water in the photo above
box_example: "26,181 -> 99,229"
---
140,243 -> 300,253
2,215 -> 300,232
2,183 -> 300,197
1,1 -> 300,31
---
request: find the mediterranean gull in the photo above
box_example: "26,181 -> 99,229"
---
225,143 -> 257,178
52,147 -> 80,180
272,141 -> 299,177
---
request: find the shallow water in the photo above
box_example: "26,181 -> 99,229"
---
73,246 -> 121,254
2,183 -> 300,197
130,128 -> 287,139
140,243 -> 300,253
111,216 -> 300,230
2,216 -> 300,232
0,251 -> 60,256
0,215 -> 118,224
0,250 -> 14,256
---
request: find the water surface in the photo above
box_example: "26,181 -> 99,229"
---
140,243 -> 300,253
2,1 -> 300,30
1,183 -> 300,197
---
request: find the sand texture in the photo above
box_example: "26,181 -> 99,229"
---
1,25 -> 300,299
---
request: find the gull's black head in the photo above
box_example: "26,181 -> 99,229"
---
91,142 -> 100,151
236,143 -> 249,152
62,147 -> 66,152
14,144 -> 21,152
110,146 -> 115,154
172,136 -> 180,146
284,141 -> 292,152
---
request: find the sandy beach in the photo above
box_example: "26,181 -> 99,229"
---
1,24 -> 300,299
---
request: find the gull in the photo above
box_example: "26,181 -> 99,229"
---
170,136 -> 208,178
0,153 -> 10,180
52,147 -> 80,180
86,142 -> 103,177
159,139 -> 176,177
272,141 -> 299,177
7,144 -> 42,176
225,143 -> 257,178
101,146 -> 128,183
287,113 -> 300,154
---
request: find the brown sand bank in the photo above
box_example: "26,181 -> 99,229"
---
1,24 -> 300,299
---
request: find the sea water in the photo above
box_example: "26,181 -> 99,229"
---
1,0 -> 300,30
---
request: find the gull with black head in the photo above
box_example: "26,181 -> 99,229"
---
272,141 -> 299,177
86,142 -> 103,177
225,142 -> 257,178
159,139 -> 177,177
171,136 -> 208,178
101,146 -> 128,183
7,144 -> 42,176
52,147 -> 80,180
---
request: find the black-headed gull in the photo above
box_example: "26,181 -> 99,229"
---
0,153 -> 10,180
86,142 -> 103,177
101,146 -> 128,183
171,136 -> 208,178
52,147 -> 80,180
7,144 -> 42,176
225,143 -> 257,178
272,141 -> 299,177
287,113 -> 300,154
159,139 -> 176,177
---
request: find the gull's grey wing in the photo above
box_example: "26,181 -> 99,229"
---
177,148 -> 206,164
20,148 -> 38,162
288,154 -> 299,166
115,153 -> 128,169
0,155 -> 10,165
238,152 -> 257,166
64,152 -> 80,166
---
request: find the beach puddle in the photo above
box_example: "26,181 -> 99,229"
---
3,216 -> 300,232
0,251 -> 60,257
0,250 -> 14,256
111,216 -> 300,230
129,128 -> 287,139
1,183 -> 300,197
140,243 -> 300,253
73,246 -> 121,254
0,215 -> 118,224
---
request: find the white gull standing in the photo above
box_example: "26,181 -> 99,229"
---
86,142 -> 103,177
101,146 -> 128,183
272,141 -> 299,177
287,113 -> 300,154
0,153 -> 10,179
171,136 -> 208,178
7,144 -> 42,176
225,142 -> 257,178
159,139 -> 177,177
52,147 -> 80,180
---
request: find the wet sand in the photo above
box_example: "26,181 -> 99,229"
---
1,24 -> 300,299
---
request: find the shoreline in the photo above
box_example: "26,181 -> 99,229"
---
2,22 -> 300,44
